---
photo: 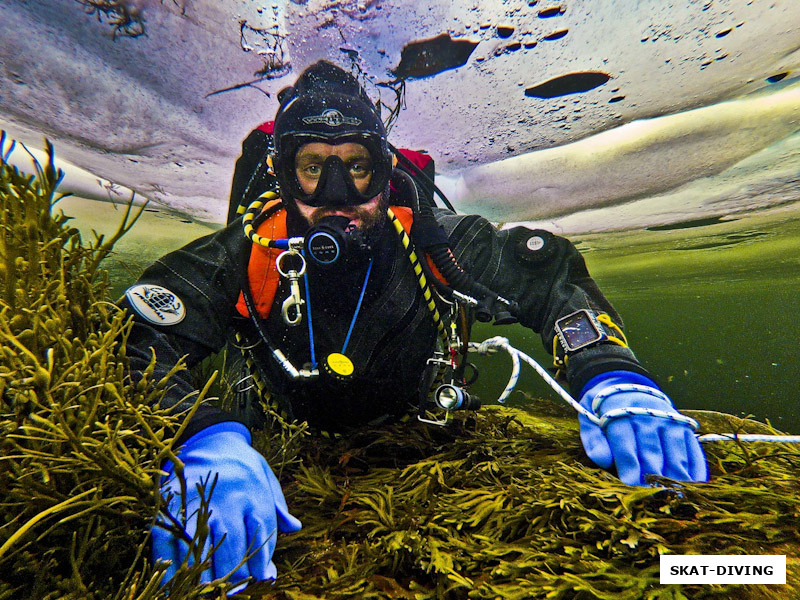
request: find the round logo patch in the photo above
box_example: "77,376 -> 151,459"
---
525,235 -> 546,252
515,228 -> 555,265
125,284 -> 186,325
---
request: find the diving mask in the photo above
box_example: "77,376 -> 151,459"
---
277,131 -> 391,207
293,151 -> 376,208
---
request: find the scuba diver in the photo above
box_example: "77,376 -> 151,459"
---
120,60 -> 708,587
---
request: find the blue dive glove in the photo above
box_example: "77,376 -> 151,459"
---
578,371 -> 708,486
152,422 -> 301,586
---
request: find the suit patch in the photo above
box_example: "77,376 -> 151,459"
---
125,284 -> 186,325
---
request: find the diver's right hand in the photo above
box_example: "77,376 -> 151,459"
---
152,422 -> 301,586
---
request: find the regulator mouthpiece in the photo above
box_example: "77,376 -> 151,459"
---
304,215 -> 370,267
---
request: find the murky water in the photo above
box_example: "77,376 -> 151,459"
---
475,205 -> 800,433
59,195 -> 800,434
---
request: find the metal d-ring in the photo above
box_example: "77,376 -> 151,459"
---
275,249 -> 307,278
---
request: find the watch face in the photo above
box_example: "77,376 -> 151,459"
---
556,310 -> 603,351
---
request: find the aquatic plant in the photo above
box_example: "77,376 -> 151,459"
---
0,133 -> 231,598
1,133 -> 798,599
261,405 -> 800,600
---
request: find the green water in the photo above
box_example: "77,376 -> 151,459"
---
473,205 -> 800,433
55,197 -> 219,294
58,196 -> 800,433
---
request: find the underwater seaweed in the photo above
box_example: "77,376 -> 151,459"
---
1,132 -> 798,599
0,133 -> 237,599
260,407 -> 800,600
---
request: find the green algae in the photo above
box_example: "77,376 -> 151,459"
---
0,134 -> 227,599
259,405 -> 800,600
2,135 -> 800,599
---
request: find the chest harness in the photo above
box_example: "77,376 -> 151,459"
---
232,142 -> 522,426
235,192 -> 474,425
236,194 -> 447,357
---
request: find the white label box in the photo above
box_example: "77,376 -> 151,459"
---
660,555 -> 786,584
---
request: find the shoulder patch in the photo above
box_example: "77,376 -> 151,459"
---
514,228 -> 556,265
125,284 -> 186,325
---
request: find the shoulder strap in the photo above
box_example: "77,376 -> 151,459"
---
390,206 -> 448,285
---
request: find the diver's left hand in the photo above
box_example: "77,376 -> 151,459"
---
578,371 -> 708,486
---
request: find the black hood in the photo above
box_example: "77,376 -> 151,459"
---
272,61 -> 393,205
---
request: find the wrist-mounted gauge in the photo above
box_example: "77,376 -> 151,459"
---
554,309 -> 607,353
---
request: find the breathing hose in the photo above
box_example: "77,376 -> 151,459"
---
390,150 -> 520,325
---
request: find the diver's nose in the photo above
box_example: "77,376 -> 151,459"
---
319,156 -> 352,206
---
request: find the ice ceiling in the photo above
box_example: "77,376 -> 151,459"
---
1,0 -> 799,232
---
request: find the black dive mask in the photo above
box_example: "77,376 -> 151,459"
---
276,131 -> 392,207
304,215 -> 372,268
298,154 -> 372,208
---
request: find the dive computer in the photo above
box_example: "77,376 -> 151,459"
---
554,309 -> 606,353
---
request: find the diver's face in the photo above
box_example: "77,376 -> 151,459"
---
294,141 -> 373,195
294,141 -> 384,229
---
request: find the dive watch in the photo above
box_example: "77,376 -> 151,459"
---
554,309 -> 607,353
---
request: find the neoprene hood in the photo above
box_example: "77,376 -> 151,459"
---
272,61 -> 392,206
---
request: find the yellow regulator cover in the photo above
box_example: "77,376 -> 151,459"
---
324,352 -> 354,380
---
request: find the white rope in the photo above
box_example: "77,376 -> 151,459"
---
471,337 -> 519,404
599,407 -> 699,431
697,434 -> 800,443
591,383 -> 700,431
591,383 -> 672,413
470,336 -> 601,425
470,337 -> 800,444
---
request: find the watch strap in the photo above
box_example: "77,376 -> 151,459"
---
552,310 -> 629,370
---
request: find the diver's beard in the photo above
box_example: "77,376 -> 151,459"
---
306,195 -> 387,232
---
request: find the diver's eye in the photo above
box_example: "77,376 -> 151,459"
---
302,164 -> 322,178
348,160 -> 372,179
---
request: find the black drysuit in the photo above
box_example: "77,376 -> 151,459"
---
120,197 -> 651,440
